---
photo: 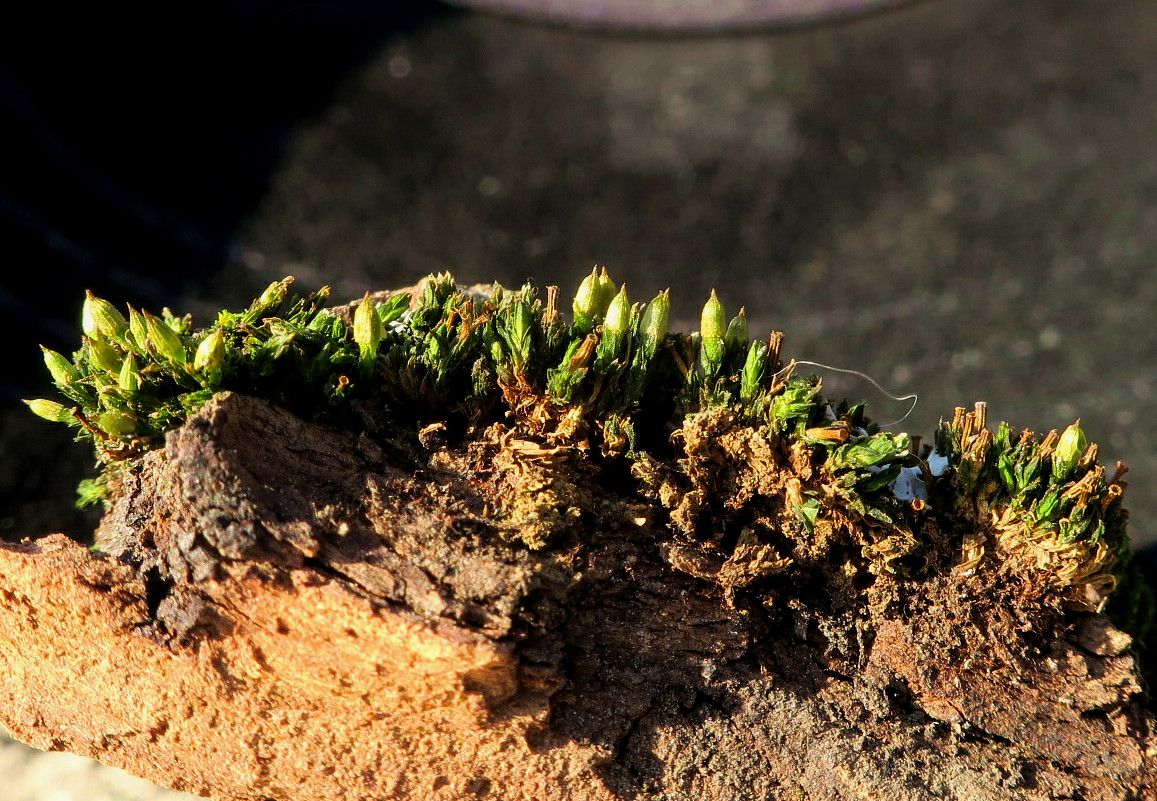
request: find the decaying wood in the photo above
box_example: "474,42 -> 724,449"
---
0,392 -> 1153,800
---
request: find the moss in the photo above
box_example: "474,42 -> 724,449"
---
477,423 -> 589,550
933,404 -> 1128,610
27,271 -> 1138,620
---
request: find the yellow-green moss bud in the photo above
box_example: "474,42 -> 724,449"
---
25,398 -> 72,423
1052,421 -> 1088,480
98,410 -> 138,437
82,291 -> 128,340
700,290 -> 726,341
741,339 -> 769,402
127,306 -> 149,351
573,266 -> 618,331
595,269 -> 616,310
258,278 -> 291,309
42,346 -> 79,387
604,285 -> 631,340
194,329 -> 226,374
84,335 -> 122,374
118,353 -> 140,392
595,284 -> 631,370
700,289 -> 726,376
144,311 -> 187,365
572,267 -> 599,329
725,308 -> 749,354
353,294 -> 382,362
638,289 -> 670,361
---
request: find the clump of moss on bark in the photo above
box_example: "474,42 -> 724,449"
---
27,270 -> 1140,626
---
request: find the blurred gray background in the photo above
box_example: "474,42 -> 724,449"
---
1,0 -> 1154,795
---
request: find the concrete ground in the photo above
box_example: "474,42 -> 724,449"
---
0,732 -> 195,801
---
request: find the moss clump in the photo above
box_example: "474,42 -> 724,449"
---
934,405 -> 1129,609
28,270 -> 1136,618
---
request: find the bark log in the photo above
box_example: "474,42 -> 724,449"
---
0,393 -> 1153,800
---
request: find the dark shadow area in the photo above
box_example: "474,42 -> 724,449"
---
0,1 -> 450,397
0,2 -> 450,539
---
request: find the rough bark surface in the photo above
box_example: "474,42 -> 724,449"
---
0,393 -> 1153,800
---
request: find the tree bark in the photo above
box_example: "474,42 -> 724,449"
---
0,392 -> 1152,800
